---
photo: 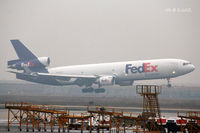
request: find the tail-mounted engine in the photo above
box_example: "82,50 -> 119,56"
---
8,57 -> 50,70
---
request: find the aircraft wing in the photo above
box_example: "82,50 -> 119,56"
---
37,72 -> 97,79
8,70 -> 97,79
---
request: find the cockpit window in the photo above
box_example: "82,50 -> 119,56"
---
183,62 -> 191,66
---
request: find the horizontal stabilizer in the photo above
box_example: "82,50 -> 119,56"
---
8,59 -> 21,66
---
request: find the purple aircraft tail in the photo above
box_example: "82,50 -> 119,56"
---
10,40 -> 37,60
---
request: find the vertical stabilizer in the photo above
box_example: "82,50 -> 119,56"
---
10,40 -> 37,60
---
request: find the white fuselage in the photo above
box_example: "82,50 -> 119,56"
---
8,40 -> 195,87
48,59 -> 195,83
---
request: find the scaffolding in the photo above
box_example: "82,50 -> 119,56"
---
6,102 -> 67,132
136,85 -> 162,132
57,113 -> 90,133
87,106 -> 123,133
5,103 -> 126,132
178,111 -> 200,132
114,113 -> 144,132
5,85 -> 164,133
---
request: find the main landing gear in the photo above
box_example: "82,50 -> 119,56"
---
82,87 -> 105,93
82,87 -> 94,93
167,78 -> 172,88
94,88 -> 105,93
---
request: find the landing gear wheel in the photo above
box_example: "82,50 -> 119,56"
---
82,87 -> 94,93
87,87 -> 94,92
95,88 -> 105,93
168,84 -> 172,88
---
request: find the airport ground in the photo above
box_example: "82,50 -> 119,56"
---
0,81 -> 200,109
0,107 -> 193,133
1,107 -> 199,133
0,81 -> 200,132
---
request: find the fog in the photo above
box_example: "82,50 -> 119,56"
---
0,0 -> 200,86
0,81 -> 200,109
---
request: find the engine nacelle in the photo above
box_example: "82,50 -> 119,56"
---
98,76 -> 115,86
37,57 -> 50,67
25,57 -> 50,68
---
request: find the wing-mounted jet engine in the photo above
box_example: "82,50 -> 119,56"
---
98,76 -> 115,86
82,76 -> 115,93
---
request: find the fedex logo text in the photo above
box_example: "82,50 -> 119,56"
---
125,63 -> 158,74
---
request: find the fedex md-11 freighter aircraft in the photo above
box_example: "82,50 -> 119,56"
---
8,40 -> 195,93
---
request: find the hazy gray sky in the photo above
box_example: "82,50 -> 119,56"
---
0,0 -> 200,85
